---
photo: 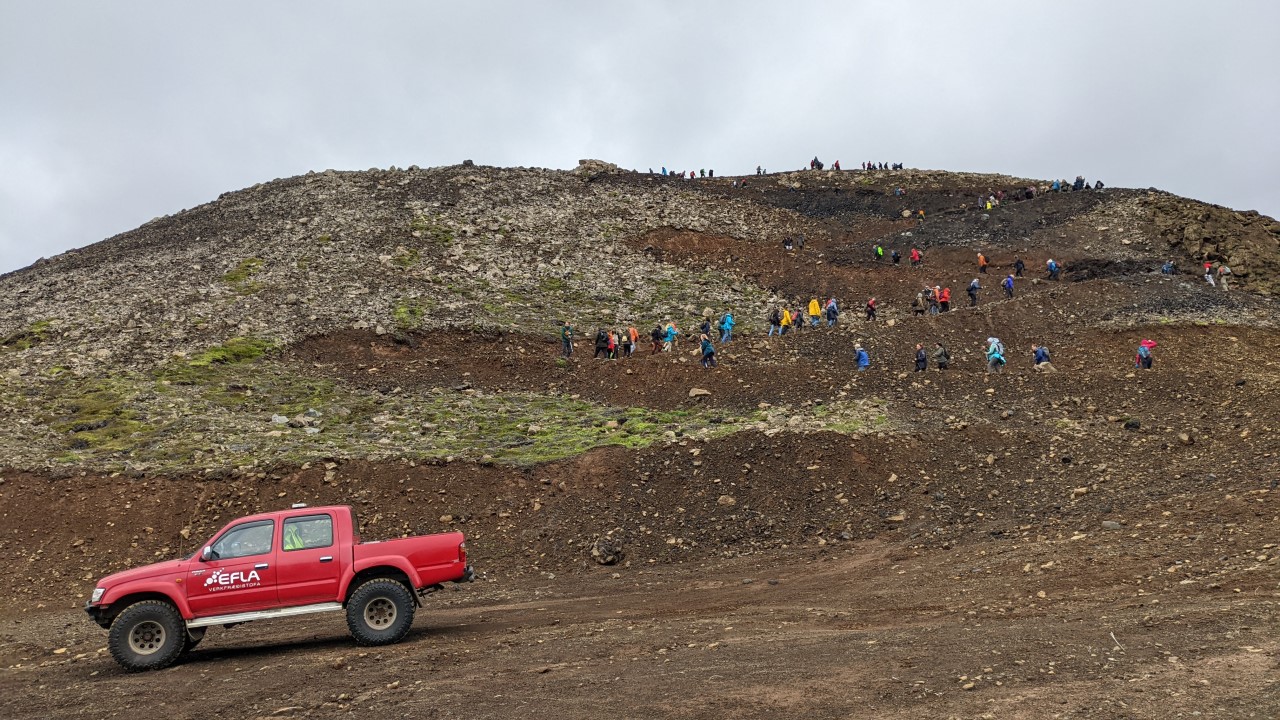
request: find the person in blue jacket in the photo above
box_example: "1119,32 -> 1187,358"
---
1002,274 -> 1015,299
719,311 -> 734,344
699,334 -> 717,369
855,343 -> 870,371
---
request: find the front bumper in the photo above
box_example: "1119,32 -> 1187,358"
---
84,602 -> 112,629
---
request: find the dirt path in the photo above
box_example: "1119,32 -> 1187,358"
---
3,536 -> 1276,720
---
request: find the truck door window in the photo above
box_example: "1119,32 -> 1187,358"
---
283,515 -> 334,551
210,520 -> 274,560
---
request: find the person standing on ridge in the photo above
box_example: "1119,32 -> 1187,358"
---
1002,273 -> 1015,299
914,343 -> 928,372
967,278 -> 982,307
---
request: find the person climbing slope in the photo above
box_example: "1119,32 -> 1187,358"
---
914,343 -> 928,372
808,297 -> 822,328
1135,339 -> 1156,370
985,337 -> 1006,374
1002,274 -> 1015,299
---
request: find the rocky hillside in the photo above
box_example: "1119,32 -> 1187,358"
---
0,160 -> 1276,476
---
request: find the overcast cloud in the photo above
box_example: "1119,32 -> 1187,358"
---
2,0 -> 1277,274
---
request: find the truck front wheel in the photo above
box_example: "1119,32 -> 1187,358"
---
346,578 -> 415,646
108,600 -> 186,671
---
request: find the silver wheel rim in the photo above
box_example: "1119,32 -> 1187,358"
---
364,597 -> 397,629
128,620 -> 167,656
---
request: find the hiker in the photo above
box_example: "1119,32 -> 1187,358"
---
663,322 -> 678,352
864,297 -> 877,321
927,286 -> 940,315
594,328 -> 610,359
874,244 -> 885,262
825,297 -> 840,327
1032,343 -> 1056,372
891,249 -> 901,265
931,342 -> 950,370
938,286 -> 951,312
768,307 -> 782,337
1161,260 -> 1176,275
1135,339 -> 1156,370
699,317 -> 712,340
985,337 -> 1006,374
650,326 -> 663,354
855,343 -> 870,371
1002,274 -> 1015,299
708,169 -> 714,178
978,252 -> 989,274
967,278 -> 981,307
1217,265 -> 1232,290
1014,257 -> 1025,277
1046,258 -> 1060,281
626,326 -> 638,357
911,292 -> 925,317
780,307 -> 793,335
910,247 -> 923,268
756,165 -> 762,175
914,343 -> 928,372
1204,269 -> 1216,286
699,334 -> 717,369
561,321 -> 574,357
719,311 -> 735,343
833,160 -> 841,171
917,209 -> 925,223
783,237 -> 794,251
808,297 -> 822,327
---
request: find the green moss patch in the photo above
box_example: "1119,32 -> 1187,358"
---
1,320 -> 52,351
223,258 -> 265,293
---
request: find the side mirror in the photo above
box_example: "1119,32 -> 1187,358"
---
201,546 -> 214,562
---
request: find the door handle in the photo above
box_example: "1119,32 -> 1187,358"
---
319,556 -> 333,563
254,563 -> 269,569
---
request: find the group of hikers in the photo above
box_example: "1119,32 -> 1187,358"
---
561,312 -> 736,370
767,297 -> 842,335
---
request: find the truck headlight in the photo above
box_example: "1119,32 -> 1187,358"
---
90,588 -> 105,604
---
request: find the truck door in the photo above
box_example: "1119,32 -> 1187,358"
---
276,513 -> 342,606
186,519 -> 279,616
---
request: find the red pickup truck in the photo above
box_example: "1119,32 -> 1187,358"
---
85,504 -> 473,671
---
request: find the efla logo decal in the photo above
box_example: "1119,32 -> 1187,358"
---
204,569 -> 262,591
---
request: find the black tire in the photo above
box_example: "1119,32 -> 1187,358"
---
346,578 -> 415,646
107,600 -> 186,672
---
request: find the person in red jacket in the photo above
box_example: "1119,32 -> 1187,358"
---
939,286 -> 951,312
865,297 -> 877,321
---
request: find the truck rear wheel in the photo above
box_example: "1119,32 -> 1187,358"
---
108,600 -> 186,671
346,578 -> 415,646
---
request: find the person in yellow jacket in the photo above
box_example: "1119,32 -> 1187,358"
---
807,298 -> 821,328
781,308 -> 793,335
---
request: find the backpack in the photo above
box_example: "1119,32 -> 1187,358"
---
1137,345 -> 1150,359
769,309 -> 781,324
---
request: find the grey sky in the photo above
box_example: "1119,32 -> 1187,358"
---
2,1 -> 1277,274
